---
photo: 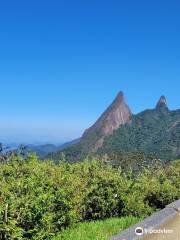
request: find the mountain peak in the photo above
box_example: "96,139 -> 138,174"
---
116,91 -> 124,100
81,91 -> 132,150
110,91 -> 125,108
156,95 -> 168,109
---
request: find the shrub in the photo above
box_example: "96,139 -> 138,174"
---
0,155 -> 86,239
0,155 -> 179,239
79,160 -> 127,220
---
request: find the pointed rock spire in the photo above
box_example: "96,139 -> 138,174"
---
82,91 -> 132,149
114,91 -> 124,102
156,95 -> 168,110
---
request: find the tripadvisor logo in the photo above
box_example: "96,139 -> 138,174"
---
135,227 -> 144,236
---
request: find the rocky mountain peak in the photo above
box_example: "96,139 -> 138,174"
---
81,91 -> 132,150
156,95 -> 168,110
115,91 -> 124,102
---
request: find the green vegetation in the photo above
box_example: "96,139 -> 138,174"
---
54,106 -> 180,163
100,108 -> 180,161
53,216 -> 140,240
50,128 -> 103,162
0,154 -> 179,239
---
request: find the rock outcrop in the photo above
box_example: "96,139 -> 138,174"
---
156,95 -> 168,109
81,91 -> 132,150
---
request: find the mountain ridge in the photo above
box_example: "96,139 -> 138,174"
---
80,91 -> 132,151
50,92 -> 180,162
99,106 -> 180,161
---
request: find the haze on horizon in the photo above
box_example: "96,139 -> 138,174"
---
0,1 -> 180,144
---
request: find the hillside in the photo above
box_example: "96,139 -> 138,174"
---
27,144 -> 59,157
23,139 -> 80,158
99,96 -> 180,161
51,93 -> 180,163
51,92 -> 132,161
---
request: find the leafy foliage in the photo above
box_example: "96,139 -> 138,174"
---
100,108 -> 180,161
0,155 -> 179,239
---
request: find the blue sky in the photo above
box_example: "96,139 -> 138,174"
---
0,0 -> 180,144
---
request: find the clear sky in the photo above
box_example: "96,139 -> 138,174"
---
0,0 -> 180,144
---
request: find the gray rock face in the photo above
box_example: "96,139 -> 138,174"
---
82,91 -> 132,150
156,95 -> 168,109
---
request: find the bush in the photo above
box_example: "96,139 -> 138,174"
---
0,155 -> 179,239
0,155 -> 86,239
79,160 -> 127,220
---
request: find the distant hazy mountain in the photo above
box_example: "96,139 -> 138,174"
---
26,139 -> 80,158
52,92 -> 180,162
0,139 -> 80,158
27,144 -> 59,157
